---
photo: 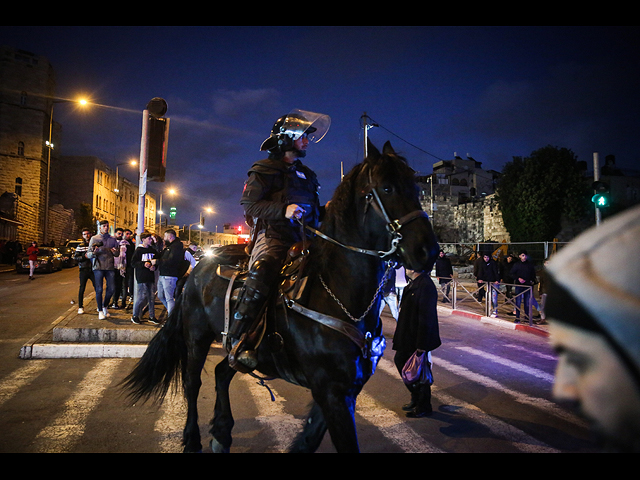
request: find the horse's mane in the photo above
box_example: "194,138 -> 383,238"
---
314,145 -> 418,269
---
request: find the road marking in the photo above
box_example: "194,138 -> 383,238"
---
504,343 -> 557,361
33,358 -> 122,453
377,357 -> 560,453
155,394 -> 187,453
0,361 -> 51,408
357,390 -> 445,452
244,377 -> 303,453
455,346 -> 556,383
434,356 -> 584,426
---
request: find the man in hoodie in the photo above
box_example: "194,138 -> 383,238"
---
87,220 -> 120,320
150,229 -> 183,315
73,228 -> 95,314
130,232 -> 158,325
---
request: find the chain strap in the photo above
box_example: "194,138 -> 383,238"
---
319,262 -> 395,323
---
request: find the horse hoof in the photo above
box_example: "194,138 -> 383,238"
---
210,438 -> 230,453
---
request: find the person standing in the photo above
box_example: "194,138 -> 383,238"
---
111,228 -> 128,309
230,109 -> 330,372
435,249 -> 453,303
150,229 -> 183,315
130,232 -> 158,325
509,250 -> 537,323
87,220 -> 120,320
122,229 -> 135,310
393,268 -> 441,418
478,253 -> 500,317
26,241 -> 39,280
73,228 -> 95,314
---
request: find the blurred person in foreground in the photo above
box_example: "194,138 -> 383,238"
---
546,204 -> 640,452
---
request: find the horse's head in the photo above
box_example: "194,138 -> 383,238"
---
325,140 -> 439,273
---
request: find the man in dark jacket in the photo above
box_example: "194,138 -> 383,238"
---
73,228 -> 95,314
478,253 -> 500,317
510,250 -> 537,322
393,268 -> 441,418
150,229 -> 184,315
434,249 -> 453,302
229,110 -> 330,372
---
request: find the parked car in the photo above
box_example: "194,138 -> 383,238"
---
57,245 -> 78,268
16,247 -> 64,273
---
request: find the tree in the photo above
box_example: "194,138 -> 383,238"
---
496,146 -> 590,242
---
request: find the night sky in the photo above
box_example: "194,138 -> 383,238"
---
2,26 -> 638,231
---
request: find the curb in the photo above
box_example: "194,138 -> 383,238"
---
19,294 -> 160,360
438,305 -> 549,338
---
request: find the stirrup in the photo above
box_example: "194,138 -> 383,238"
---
229,336 -> 258,373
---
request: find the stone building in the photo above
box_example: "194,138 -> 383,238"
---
416,153 -> 507,243
0,46 -> 70,245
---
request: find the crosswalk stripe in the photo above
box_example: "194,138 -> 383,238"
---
33,359 -> 122,453
155,394 -> 187,453
455,346 -> 556,382
356,391 -> 445,452
0,360 -> 51,408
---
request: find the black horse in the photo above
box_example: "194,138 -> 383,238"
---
121,141 -> 439,453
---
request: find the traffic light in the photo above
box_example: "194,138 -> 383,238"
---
591,181 -> 610,208
169,207 -> 176,219
146,98 -> 169,183
199,213 -> 205,227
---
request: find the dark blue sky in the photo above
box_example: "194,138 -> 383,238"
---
2,26 -> 639,231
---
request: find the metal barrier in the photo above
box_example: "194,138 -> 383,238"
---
433,276 -> 536,326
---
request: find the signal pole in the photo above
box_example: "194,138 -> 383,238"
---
593,152 -> 601,226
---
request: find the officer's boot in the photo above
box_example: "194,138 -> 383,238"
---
228,256 -> 280,372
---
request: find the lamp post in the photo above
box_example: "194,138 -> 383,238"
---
44,98 -> 87,244
113,159 -> 137,230
157,187 -> 177,232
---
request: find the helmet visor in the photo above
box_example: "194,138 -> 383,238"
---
281,109 -> 331,143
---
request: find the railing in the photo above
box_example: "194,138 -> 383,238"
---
432,276 -> 538,326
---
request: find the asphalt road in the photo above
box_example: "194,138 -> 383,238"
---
0,267 -> 598,453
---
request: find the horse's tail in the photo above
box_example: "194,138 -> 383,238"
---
120,294 -> 187,404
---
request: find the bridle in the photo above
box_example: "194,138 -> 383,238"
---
302,172 -> 428,259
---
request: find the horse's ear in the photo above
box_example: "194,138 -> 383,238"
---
382,141 -> 395,156
366,138 -> 380,160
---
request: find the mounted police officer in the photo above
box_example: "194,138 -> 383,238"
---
229,109 -> 331,372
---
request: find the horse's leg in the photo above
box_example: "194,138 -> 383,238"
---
313,386 -> 360,453
182,335 -> 213,453
209,356 -> 237,453
289,402 -> 328,453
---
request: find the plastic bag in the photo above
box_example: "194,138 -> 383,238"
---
401,350 -> 433,385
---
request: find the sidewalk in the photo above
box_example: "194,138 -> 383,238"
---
19,293 -> 167,359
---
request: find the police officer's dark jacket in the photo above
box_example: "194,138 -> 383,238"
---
241,157 -> 322,244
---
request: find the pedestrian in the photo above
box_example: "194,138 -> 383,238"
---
509,249 -> 537,323
393,268 -> 441,418
122,229 -> 135,309
150,229 -> 184,315
379,265 -> 399,320
229,109 -> 330,372
111,228 -> 128,309
86,219 -> 120,320
435,249 -> 453,303
536,258 -> 550,324
73,228 -> 95,314
500,254 -> 515,300
546,204 -> 640,452
478,253 -> 500,317
130,232 -> 158,325
473,254 -> 485,300
26,241 -> 39,280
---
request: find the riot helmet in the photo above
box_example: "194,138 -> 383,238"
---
260,109 -> 331,153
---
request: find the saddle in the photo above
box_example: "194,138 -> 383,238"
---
216,242 -> 385,377
216,242 -> 311,351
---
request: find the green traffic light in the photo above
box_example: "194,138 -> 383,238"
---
592,193 -> 610,207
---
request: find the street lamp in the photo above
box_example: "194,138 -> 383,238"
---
44,97 -> 88,243
157,187 -> 177,231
